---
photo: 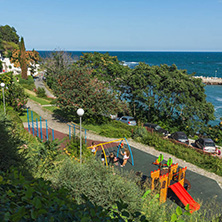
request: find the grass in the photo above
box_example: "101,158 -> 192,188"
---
19,109 -> 42,122
43,106 -> 58,112
28,94 -> 52,105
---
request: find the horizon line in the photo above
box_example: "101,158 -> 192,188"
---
33,49 -> 222,53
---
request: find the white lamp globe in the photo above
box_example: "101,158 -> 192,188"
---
1,83 -> 5,88
77,108 -> 84,117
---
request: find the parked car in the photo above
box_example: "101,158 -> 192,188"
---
169,131 -> 189,145
144,123 -> 169,136
118,116 -> 137,126
194,138 -> 216,153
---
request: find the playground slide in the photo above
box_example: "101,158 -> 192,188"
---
169,182 -> 200,213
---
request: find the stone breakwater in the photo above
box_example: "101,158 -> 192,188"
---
194,76 -> 222,85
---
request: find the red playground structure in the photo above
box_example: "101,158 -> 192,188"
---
151,154 -> 200,213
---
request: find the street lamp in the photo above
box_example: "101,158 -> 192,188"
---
77,108 -> 84,164
1,82 -> 6,115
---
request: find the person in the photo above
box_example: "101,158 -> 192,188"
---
120,148 -> 130,167
109,152 -> 117,175
101,151 -> 105,165
91,141 -> 96,155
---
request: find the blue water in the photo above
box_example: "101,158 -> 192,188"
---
38,51 -> 222,125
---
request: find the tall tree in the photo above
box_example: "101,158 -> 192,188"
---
19,37 -> 28,79
0,25 -> 19,44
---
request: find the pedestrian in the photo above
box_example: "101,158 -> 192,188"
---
108,152 -> 115,167
120,148 -> 130,167
91,141 -> 96,155
109,152 -> 117,175
101,151 -> 105,165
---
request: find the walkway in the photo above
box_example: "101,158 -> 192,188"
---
34,76 -> 56,98
23,99 -> 222,189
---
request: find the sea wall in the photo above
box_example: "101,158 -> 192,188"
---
193,76 -> 222,85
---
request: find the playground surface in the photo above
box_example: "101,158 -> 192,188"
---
95,145 -> 222,210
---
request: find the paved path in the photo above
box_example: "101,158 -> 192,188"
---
34,76 -> 56,98
24,99 -> 222,189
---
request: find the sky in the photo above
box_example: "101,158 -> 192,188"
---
1,0 -> 222,51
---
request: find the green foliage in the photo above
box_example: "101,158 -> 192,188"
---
50,158 -> 143,213
77,52 -> 130,86
0,60 -> 2,71
5,83 -> 28,113
84,120 -> 134,138
65,136 -> 91,160
36,87 -> 46,98
53,64 -> 127,120
132,127 -> 148,142
0,25 -> 19,44
43,50 -> 74,90
0,112 -> 26,172
118,62 -> 215,134
135,128 -> 222,176
0,169 -> 147,222
18,75 -> 35,90
19,37 -> 28,79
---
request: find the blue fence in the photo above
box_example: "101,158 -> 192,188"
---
27,108 -> 87,143
67,123 -> 88,144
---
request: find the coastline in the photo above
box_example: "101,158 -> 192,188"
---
194,76 -> 222,85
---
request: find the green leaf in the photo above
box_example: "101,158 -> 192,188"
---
184,204 -> 190,211
171,213 -> 177,222
142,189 -> 151,199
176,206 -> 183,216
122,210 -> 130,217
32,197 -> 42,209
158,154 -> 163,162
167,157 -> 173,167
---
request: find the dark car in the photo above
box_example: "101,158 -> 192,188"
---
144,123 -> 169,136
194,138 -> 216,153
169,131 -> 189,145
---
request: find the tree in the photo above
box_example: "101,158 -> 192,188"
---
0,25 -> 19,44
43,51 -> 74,89
19,37 -> 28,79
77,52 -> 130,87
11,43 -> 39,79
53,64 -> 127,122
119,63 -> 215,134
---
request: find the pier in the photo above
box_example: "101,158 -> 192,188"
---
193,76 -> 222,85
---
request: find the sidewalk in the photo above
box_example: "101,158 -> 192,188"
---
24,99 -> 222,188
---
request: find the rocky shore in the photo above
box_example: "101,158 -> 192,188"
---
194,76 -> 222,85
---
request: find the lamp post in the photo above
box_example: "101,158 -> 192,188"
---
77,108 -> 84,164
1,82 -> 5,115
215,70 -> 217,78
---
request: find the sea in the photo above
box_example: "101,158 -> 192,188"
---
38,51 -> 222,126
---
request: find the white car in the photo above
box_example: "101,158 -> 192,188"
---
118,116 -> 137,126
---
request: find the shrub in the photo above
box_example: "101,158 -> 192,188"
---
36,87 -> 46,98
49,158 -> 143,213
0,112 -> 26,172
0,169 -> 146,221
65,136 -> 91,160
99,127 -> 132,138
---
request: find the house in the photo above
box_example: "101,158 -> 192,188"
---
0,51 -> 39,76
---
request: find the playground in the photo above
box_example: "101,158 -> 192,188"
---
24,109 -> 222,214
87,140 -> 222,214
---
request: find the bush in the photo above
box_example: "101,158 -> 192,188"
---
49,158 -> 143,213
132,127 -> 148,142
0,169 -> 146,222
36,87 -> 46,98
18,75 -> 35,90
65,136 -> 91,160
137,129 -> 222,176
0,112 -> 26,172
